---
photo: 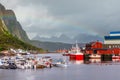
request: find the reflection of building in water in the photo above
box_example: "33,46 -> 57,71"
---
70,58 -> 120,65
89,59 -> 101,63
70,60 -> 84,64
84,59 -> 120,65
112,59 -> 120,62
103,31 -> 120,48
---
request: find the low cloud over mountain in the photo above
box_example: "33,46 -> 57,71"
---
32,33 -> 103,43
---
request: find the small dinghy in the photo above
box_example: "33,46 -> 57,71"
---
53,58 -> 68,68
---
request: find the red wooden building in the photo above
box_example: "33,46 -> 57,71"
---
85,41 -> 120,55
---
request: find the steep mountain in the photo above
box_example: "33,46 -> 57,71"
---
0,3 -> 104,52
0,3 -> 29,42
0,18 -> 8,34
0,17 -> 43,51
0,3 -> 44,52
0,3 -> 69,52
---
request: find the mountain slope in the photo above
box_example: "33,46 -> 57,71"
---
0,18 -> 43,51
0,3 -> 29,42
0,34 -> 40,51
0,3 -> 85,52
0,18 -> 8,34
31,40 -> 72,51
0,3 -> 45,52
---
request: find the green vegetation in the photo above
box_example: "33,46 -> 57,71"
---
0,33 -> 45,52
0,4 -> 46,53
0,18 -> 45,53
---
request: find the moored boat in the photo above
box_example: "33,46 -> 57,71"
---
69,42 -> 84,60
62,53 -> 70,56
61,49 -> 70,56
52,58 -> 68,68
54,62 -> 68,67
112,55 -> 120,59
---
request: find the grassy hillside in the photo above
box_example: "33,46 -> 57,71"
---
0,33 -> 44,52
0,3 -> 72,52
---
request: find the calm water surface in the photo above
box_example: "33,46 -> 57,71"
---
0,53 -> 120,80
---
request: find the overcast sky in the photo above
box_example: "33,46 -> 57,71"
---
1,0 -> 120,39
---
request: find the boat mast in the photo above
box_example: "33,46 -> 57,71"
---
76,41 -> 79,53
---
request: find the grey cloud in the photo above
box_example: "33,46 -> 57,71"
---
1,0 -> 120,42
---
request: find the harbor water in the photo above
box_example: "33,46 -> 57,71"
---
0,53 -> 120,80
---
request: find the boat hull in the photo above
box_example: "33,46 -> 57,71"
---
55,63 -> 67,67
70,54 -> 84,60
112,56 -> 120,59
62,53 -> 70,56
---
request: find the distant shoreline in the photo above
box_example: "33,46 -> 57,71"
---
41,52 -> 61,54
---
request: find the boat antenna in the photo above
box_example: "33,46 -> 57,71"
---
76,40 -> 79,53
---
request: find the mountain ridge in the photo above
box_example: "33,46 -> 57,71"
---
0,3 -> 71,52
0,3 -> 44,52
33,34 -> 72,43
0,3 -> 103,52
0,3 -> 29,42
32,33 -> 103,43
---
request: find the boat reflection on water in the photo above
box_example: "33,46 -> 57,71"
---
70,60 -> 84,64
69,59 -> 101,65
84,59 -> 103,64
84,58 -> 120,65
89,59 -> 101,63
69,58 -> 120,65
112,58 -> 120,62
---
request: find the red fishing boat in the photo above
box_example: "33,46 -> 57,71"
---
69,42 -> 84,60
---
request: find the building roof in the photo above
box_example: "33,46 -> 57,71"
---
110,31 -> 120,34
104,36 -> 120,40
